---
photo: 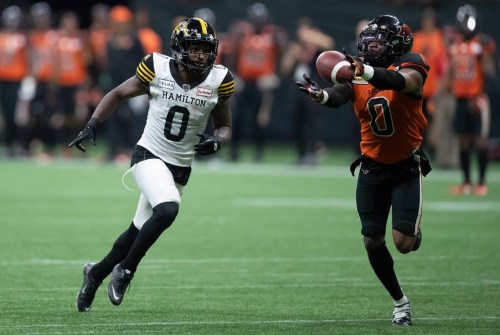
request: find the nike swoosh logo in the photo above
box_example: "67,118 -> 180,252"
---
111,285 -> 120,301
81,284 -> 88,294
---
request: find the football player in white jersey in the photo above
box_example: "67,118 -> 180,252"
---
70,17 -> 234,311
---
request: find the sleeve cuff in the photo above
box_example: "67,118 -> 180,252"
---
361,65 -> 375,81
320,90 -> 329,104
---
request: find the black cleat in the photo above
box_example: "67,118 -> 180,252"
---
412,228 -> 422,252
76,263 -> 102,312
107,264 -> 134,306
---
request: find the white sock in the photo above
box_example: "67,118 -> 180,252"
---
393,295 -> 409,306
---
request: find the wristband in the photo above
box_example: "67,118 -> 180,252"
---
320,90 -> 329,104
361,65 -> 375,81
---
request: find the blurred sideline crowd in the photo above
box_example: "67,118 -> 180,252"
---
0,2 -> 497,169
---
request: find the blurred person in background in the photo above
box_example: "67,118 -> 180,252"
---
71,17 -> 234,311
27,1 -> 59,158
412,7 -> 449,159
135,7 -> 162,54
103,5 -> 146,163
281,17 -> 334,165
448,4 -> 496,196
193,7 -> 230,66
88,3 -> 111,114
89,3 -> 110,81
52,11 -> 92,156
231,2 -> 287,162
193,7 -> 239,149
0,5 -> 30,157
344,19 -> 370,157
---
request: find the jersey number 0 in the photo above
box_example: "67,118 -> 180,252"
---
164,106 -> 190,142
368,97 -> 395,137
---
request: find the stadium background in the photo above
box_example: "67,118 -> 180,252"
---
2,0 -> 499,147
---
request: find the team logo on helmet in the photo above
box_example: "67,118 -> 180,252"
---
397,24 -> 412,45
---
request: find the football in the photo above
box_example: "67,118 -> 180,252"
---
316,50 -> 354,85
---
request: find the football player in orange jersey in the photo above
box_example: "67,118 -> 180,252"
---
297,15 -> 431,326
231,2 -> 287,162
448,5 -> 496,196
0,5 -> 30,157
412,8 -> 449,156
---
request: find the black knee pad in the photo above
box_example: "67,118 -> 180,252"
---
393,220 -> 416,236
153,202 -> 179,230
361,222 -> 386,236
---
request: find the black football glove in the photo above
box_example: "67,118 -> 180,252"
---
68,118 -> 99,153
296,73 -> 325,103
194,133 -> 222,155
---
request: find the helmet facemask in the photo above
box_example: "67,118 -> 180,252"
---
357,15 -> 413,68
357,29 -> 392,67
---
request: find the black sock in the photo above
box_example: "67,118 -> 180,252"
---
459,150 -> 471,184
367,243 -> 403,301
120,202 -> 179,273
89,222 -> 139,283
478,149 -> 488,185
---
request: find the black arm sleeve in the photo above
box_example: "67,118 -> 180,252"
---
323,84 -> 352,108
368,68 -> 406,91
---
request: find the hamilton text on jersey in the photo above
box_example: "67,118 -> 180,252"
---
161,91 -> 208,107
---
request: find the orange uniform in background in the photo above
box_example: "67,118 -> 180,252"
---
0,31 -> 28,81
412,29 -> 447,100
448,4 -> 496,197
449,34 -> 495,98
0,6 -> 30,156
135,7 -> 162,55
138,28 -> 162,54
236,24 -> 278,81
29,30 -> 58,82
54,34 -> 88,86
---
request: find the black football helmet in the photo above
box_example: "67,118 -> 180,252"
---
357,15 -> 413,68
456,4 -> 477,39
170,17 -> 219,74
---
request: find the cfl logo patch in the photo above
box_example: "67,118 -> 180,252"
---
158,79 -> 174,90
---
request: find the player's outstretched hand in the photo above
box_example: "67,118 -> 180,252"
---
68,118 -> 99,153
296,73 -> 325,102
344,53 -> 365,77
194,133 -> 222,155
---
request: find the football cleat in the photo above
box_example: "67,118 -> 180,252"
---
392,301 -> 412,326
76,263 -> 102,312
107,264 -> 134,306
449,183 -> 472,195
474,184 -> 488,197
412,228 -> 422,252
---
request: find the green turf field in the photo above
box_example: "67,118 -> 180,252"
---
1,148 -> 499,335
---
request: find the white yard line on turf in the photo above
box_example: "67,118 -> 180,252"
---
5,316 -> 499,331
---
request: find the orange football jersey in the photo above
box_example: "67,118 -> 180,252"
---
0,31 -> 28,81
450,33 -> 496,98
352,52 -> 430,164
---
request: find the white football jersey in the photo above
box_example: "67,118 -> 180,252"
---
135,53 -> 234,167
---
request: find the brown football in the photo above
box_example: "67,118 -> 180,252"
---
316,50 -> 354,85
